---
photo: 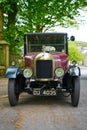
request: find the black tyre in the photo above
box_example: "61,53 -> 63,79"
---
8,78 -> 20,106
71,77 -> 80,107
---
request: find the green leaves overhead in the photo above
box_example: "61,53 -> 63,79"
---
17,0 -> 87,32
0,0 -> 87,54
2,0 -> 87,33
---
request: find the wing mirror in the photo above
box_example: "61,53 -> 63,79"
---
70,36 -> 75,41
15,37 -> 20,42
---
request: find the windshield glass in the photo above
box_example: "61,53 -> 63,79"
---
25,33 -> 67,53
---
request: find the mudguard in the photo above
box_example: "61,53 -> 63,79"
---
5,66 -> 22,78
69,66 -> 81,76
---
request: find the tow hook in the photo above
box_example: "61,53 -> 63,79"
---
25,79 -> 32,91
56,83 -> 62,89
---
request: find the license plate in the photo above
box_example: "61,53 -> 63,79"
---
33,88 -> 56,96
33,88 -> 40,96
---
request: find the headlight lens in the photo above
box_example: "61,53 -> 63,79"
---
55,67 -> 64,77
23,68 -> 33,78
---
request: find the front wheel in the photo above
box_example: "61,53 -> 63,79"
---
8,78 -> 20,106
71,77 -> 80,107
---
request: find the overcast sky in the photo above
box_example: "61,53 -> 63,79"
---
63,8 -> 87,42
57,25 -> 87,42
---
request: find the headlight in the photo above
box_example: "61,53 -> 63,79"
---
55,67 -> 64,77
23,68 -> 33,78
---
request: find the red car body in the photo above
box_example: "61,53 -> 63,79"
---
25,52 -> 68,74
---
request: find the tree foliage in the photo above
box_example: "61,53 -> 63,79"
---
68,42 -> 84,61
0,0 -> 21,53
0,0 -> 87,54
18,0 -> 87,32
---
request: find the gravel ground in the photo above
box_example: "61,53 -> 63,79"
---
80,66 -> 87,79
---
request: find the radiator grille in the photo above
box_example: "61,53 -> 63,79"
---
36,60 -> 53,79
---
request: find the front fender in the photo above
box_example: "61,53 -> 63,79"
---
69,66 -> 81,76
5,66 -> 22,78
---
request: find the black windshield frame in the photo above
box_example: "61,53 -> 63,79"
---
24,33 -> 68,54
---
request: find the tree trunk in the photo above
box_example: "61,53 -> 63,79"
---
7,2 -> 17,30
0,9 -> 4,40
6,2 -> 18,42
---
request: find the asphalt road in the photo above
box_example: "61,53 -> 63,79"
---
0,77 -> 87,130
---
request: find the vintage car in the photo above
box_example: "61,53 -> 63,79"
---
5,33 -> 80,107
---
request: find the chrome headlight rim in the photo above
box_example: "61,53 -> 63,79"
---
23,68 -> 33,78
55,67 -> 64,77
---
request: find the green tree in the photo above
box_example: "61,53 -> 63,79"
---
68,42 -> 84,61
18,0 -> 87,32
0,0 -> 87,54
0,0 -> 22,53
